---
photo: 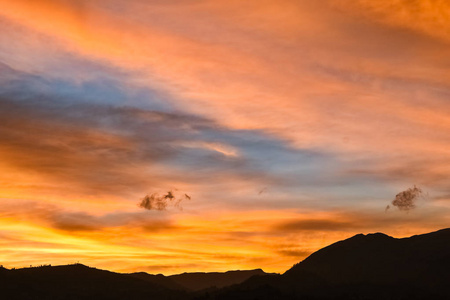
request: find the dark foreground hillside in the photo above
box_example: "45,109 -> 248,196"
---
1,228 -> 449,300
0,265 -> 271,299
0,264 -> 186,300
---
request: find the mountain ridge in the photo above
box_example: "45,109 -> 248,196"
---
0,228 -> 448,299
169,268 -> 272,291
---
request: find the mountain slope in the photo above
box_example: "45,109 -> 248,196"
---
203,228 -> 450,299
0,264 -> 186,300
286,228 -> 450,290
169,269 -> 270,291
128,272 -> 187,291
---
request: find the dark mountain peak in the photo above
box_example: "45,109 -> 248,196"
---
203,229 -> 450,300
32,263 -> 88,269
285,231 -> 396,276
13,263 -> 126,282
171,269 -> 264,277
127,271 -> 186,291
342,231 -> 395,247
365,232 -> 391,238
0,266 -> 9,272
59,263 -> 91,270
130,271 -> 164,277
224,269 -> 265,275
285,228 -> 450,291
347,231 -> 394,242
131,271 -> 147,275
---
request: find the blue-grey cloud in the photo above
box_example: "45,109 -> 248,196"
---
0,61 -> 335,204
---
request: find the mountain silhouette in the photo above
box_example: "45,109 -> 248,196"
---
0,265 -> 9,273
168,269 -> 270,291
128,272 -> 187,291
0,264 -> 271,299
0,264 -> 186,300
0,228 -> 449,299
286,228 -> 450,287
204,228 -> 450,299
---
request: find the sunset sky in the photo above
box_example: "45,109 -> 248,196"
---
1,0 -> 449,274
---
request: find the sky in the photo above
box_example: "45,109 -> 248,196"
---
0,0 -> 449,274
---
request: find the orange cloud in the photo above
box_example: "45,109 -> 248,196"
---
2,0 -> 449,159
334,0 -> 450,42
1,192 -> 448,274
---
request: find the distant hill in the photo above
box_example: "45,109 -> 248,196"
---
0,264 -> 186,300
128,272 -> 187,291
0,264 -> 273,299
0,265 -> 9,272
169,269 -> 271,291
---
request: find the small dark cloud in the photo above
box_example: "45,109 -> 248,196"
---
390,185 -> 423,212
272,209 -> 438,234
140,221 -> 180,233
52,212 -> 100,232
275,219 -> 356,232
139,191 -> 191,211
277,249 -> 311,258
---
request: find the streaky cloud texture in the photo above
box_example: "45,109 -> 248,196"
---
335,0 -> 450,42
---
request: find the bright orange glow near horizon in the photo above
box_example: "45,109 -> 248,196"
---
0,0 -> 449,275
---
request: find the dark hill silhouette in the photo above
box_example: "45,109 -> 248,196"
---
0,265 -> 9,272
0,265 -> 10,277
128,272 -> 187,291
286,229 -> 450,289
198,228 -> 450,299
0,264 -> 273,299
169,269 -> 271,291
0,264 -> 186,300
